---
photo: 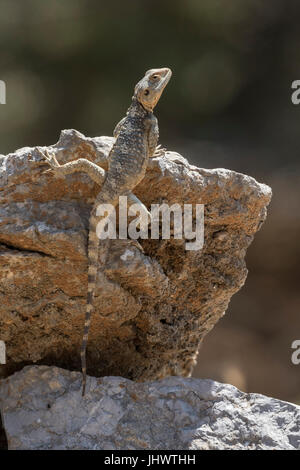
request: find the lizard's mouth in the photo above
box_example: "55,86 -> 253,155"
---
144,68 -> 171,111
157,68 -> 172,92
138,67 -> 172,111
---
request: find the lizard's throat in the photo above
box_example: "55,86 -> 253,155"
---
129,97 -> 152,116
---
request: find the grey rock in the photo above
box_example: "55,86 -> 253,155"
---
0,129 -> 272,381
0,366 -> 299,450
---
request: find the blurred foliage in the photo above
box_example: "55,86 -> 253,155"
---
0,0 -> 299,176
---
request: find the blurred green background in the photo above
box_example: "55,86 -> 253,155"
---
0,0 -> 300,403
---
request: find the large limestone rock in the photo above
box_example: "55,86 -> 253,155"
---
0,366 -> 299,450
0,130 -> 271,380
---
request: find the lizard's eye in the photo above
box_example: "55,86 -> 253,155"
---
144,90 -> 150,95
152,75 -> 158,79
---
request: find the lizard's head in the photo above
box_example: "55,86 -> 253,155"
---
134,67 -> 172,112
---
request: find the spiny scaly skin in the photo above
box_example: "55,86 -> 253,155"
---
81,68 -> 172,396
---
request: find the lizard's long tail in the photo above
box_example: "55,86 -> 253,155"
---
80,208 -> 100,397
80,189 -> 120,396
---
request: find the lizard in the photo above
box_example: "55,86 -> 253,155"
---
37,67 -> 172,396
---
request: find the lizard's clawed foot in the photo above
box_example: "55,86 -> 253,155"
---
153,144 -> 167,157
36,148 -> 63,177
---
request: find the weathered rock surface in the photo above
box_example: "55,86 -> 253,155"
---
0,129 -> 271,380
0,366 -> 299,450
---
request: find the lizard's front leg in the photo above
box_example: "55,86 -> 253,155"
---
146,116 -> 166,159
152,144 -> 167,157
37,148 -> 150,219
37,148 -> 106,186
